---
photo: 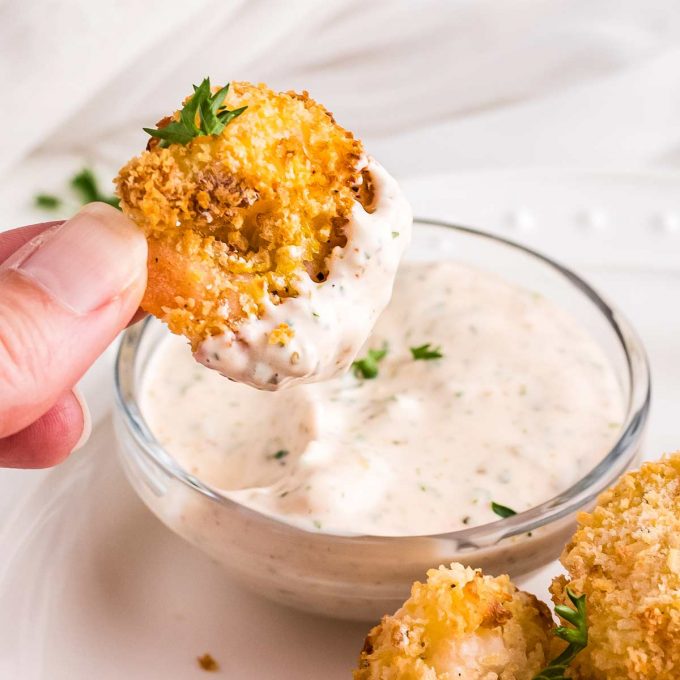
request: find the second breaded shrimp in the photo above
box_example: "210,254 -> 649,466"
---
355,563 -> 554,680
551,453 -> 680,679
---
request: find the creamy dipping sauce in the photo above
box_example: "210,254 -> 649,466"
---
194,158 -> 412,390
141,261 -> 624,536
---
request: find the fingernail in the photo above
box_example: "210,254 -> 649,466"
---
4,203 -> 146,314
71,386 -> 92,452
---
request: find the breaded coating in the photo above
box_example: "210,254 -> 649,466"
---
115,81 -> 369,348
551,453 -> 680,679
355,563 -> 553,680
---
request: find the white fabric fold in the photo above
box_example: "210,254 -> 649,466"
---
2,0 -> 680,202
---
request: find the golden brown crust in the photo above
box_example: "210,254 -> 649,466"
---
354,563 -> 553,680
116,81 -> 366,348
551,454 -> 680,679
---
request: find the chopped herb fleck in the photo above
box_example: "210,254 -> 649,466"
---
71,168 -> 120,208
313,519 -> 322,529
391,231 -> 400,239
270,449 -> 289,461
352,344 -> 388,379
144,78 -> 247,148
410,343 -> 444,361
35,168 -> 119,211
533,590 -> 588,680
34,194 -> 62,210
491,501 -> 517,518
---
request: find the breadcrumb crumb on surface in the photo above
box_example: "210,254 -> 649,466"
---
115,81 -> 368,349
551,453 -> 680,680
197,653 -> 219,672
354,563 -> 553,680
268,322 -> 294,346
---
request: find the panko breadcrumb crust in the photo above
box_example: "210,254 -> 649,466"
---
115,81 -> 370,348
551,453 -> 680,679
355,563 -> 553,680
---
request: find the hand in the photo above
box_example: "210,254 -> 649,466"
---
0,203 -> 147,468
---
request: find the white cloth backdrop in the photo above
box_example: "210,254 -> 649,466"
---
2,0 -> 680,227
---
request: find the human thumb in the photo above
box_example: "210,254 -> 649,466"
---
0,203 -> 147,439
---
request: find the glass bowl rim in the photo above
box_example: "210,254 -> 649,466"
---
114,218 -> 651,547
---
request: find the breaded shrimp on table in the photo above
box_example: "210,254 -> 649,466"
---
116,78 -> 411,389
551,453 -> 680,680
354,563 -> 554,680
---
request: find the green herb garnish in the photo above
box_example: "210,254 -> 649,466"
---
491,501 -> 517,518
35,168 -> 119,212
271,449 -> 289,461
410,343 -> 443,361
533,590 -> 588,680
34,194 -> 62,209
144,78 -> 247,148
71,168 -> 120,208
352,345 -> 388,379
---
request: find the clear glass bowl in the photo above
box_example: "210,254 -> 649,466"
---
114,219 -> 650,621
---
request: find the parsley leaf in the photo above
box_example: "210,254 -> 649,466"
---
71,168 -> 120,208
410,343 -> 444,360
271,449 -> 289,461
34,194 -> 62,210
533,590 -> 588,680
144,78 -> 247,148
491,501 -> 517,518
352,345 -> 388,379
35,168 -> 119,212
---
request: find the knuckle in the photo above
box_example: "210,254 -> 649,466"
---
0,291 -> 54,432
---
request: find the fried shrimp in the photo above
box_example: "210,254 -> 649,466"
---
116,79 -> 411,389
354,563 -> 554,680
551,453 -> 680,679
